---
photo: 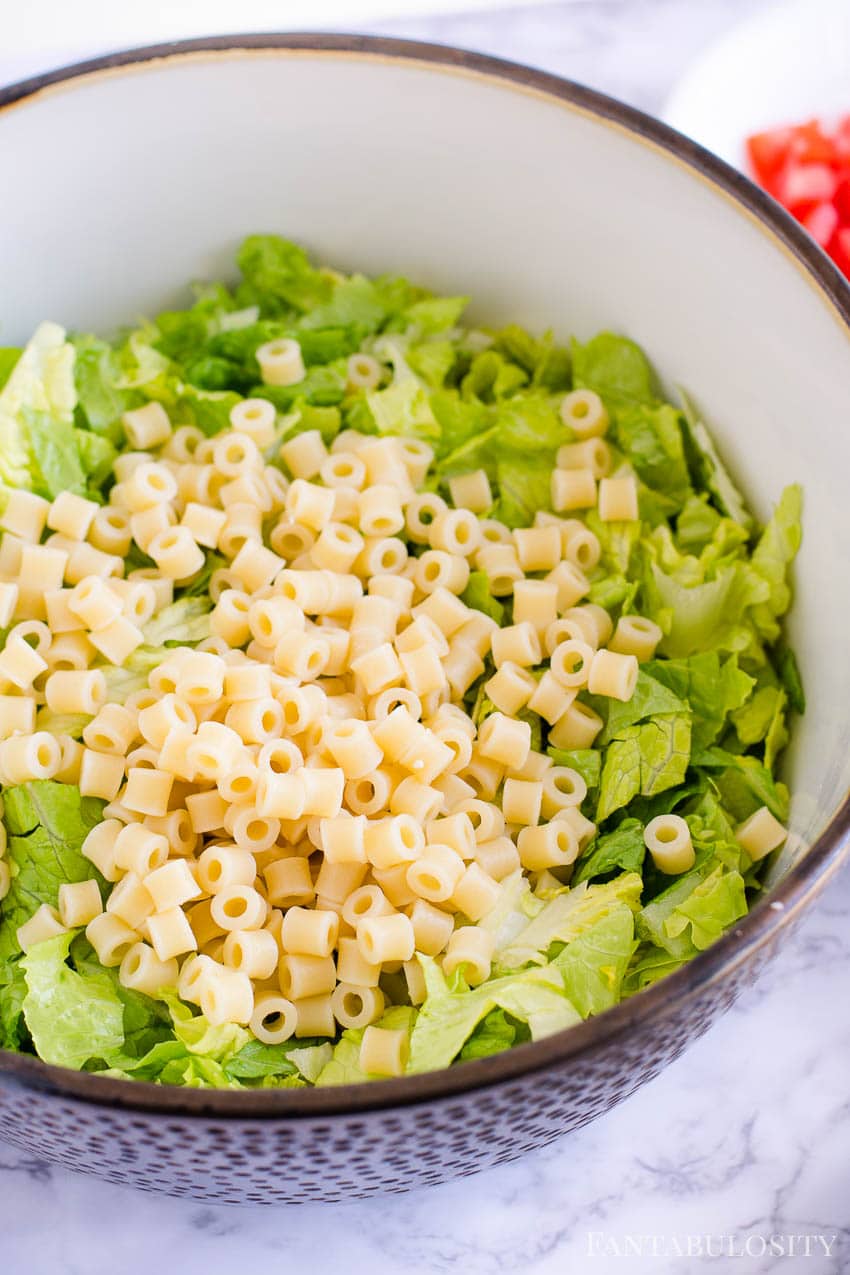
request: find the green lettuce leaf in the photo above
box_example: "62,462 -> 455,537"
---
236,235 -> 333,314
679,389 -> 751,526
597,714 -> 691,822
0,322 -> 78,492
571,332 -> 655,408
598,670 -> 689,743
614,402 -> 690,503
72,334 -> 137,440
645,652 -> 754,752
22,932 -> 125,1069
637,862 -> 747,958
0,348 -> 21,392
551,905 -> 637,1016
572,818 -> 646,885
497,873 -> 643,970
0,782 -> 105,977
458,1008 -> 526,1061
407,960 -> 578,1074
460,571 -> 503,622
622,943 -> 688,995
748,484 -> 802,641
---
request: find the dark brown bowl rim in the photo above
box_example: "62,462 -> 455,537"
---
1,32 -> 849,1120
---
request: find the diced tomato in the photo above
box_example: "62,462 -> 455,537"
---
828,227 -> 850,274
802,201 -> 840,247
774,161 -> 838,214
746,115 -> 850,280
746,128 -> 795,187
786,119 -> 836,165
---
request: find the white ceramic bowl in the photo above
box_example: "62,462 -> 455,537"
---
0,36 -> 848,1201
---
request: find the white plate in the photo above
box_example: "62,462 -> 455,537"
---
664,0 -> 850,170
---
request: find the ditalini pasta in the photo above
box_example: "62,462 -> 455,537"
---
0,239 -> 802,1090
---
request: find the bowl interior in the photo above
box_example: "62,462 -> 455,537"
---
1,41 -> 848,883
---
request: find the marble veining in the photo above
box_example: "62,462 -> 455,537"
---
1,4 -> 848,1271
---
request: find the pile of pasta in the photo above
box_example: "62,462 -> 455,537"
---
0,367 -> 784,1076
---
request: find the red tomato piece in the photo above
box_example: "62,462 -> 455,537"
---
802,201 -> 839,247
787,119 -> 836,165
746,128 -> 794,186
828,226 -> 850,274
775,161 -> 839,214
834,177 -> 850,224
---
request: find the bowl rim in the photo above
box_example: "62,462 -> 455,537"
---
0,32 -> 848,1119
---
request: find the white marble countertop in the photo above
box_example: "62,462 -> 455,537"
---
2,3 -> 848,1272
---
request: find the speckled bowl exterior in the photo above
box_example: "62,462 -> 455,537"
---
1,35 -> 848,1203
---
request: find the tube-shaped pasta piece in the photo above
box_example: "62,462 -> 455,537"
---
442,925 -> 494,985
548,699 -> 604,750
501,777 -> 543,827
263,855 -> 315,907
44,669 -> 106,717
83,704 -> 138,757
119,942 -> 178,997
88,615 -> 144,665
541,766 -> 588,818
0,732 -> 61,784
407,898 -> 454,956
0,489 -> 49,541
478,712 -> 532,770
331,983 -> 386,1030
527,670 -> 575,725
550,639 -> 595,689
199,966 -> 254,1026
559,388 -> 609,438
490,621 -> 540,670
429,508 -> 481,558
281,906 -> 339,958
85,911 -> 137,966
278,953 -> 336,1001
17,903 -> 67,952
406,844 -> 465,903
451,863 -> 501,922
0,635 -> 48,689
518,821 -> 580,871
113,823 -> 169,877
598,475 -> 639,521
513,525 -> 561,572
293,993 -> 335,1038
210,885 -> 267,934
122,767 -> 173,817
609,614 -> 663,661
556,437 -> 611,479
320,813 -> 367,864
586,648 -> 638,701
58,878 -> 103,928
405,493 -> 447,545
474,835 -> 521,881
249,992 -> 297,1045
222,927 -> 280,980
341,885 -> 393,929
359,1024 -> 409,1077
512,579 -> 559,636
356,912 -> 415,964
551,467 -> 596,512
363,815 -> 424,870
336,935 -> 382,987
643,814 -> 696,874
735,806 -> 788,861
323,718 -> 383,779
448,469 -> 492,513
257,337 -> 305,387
